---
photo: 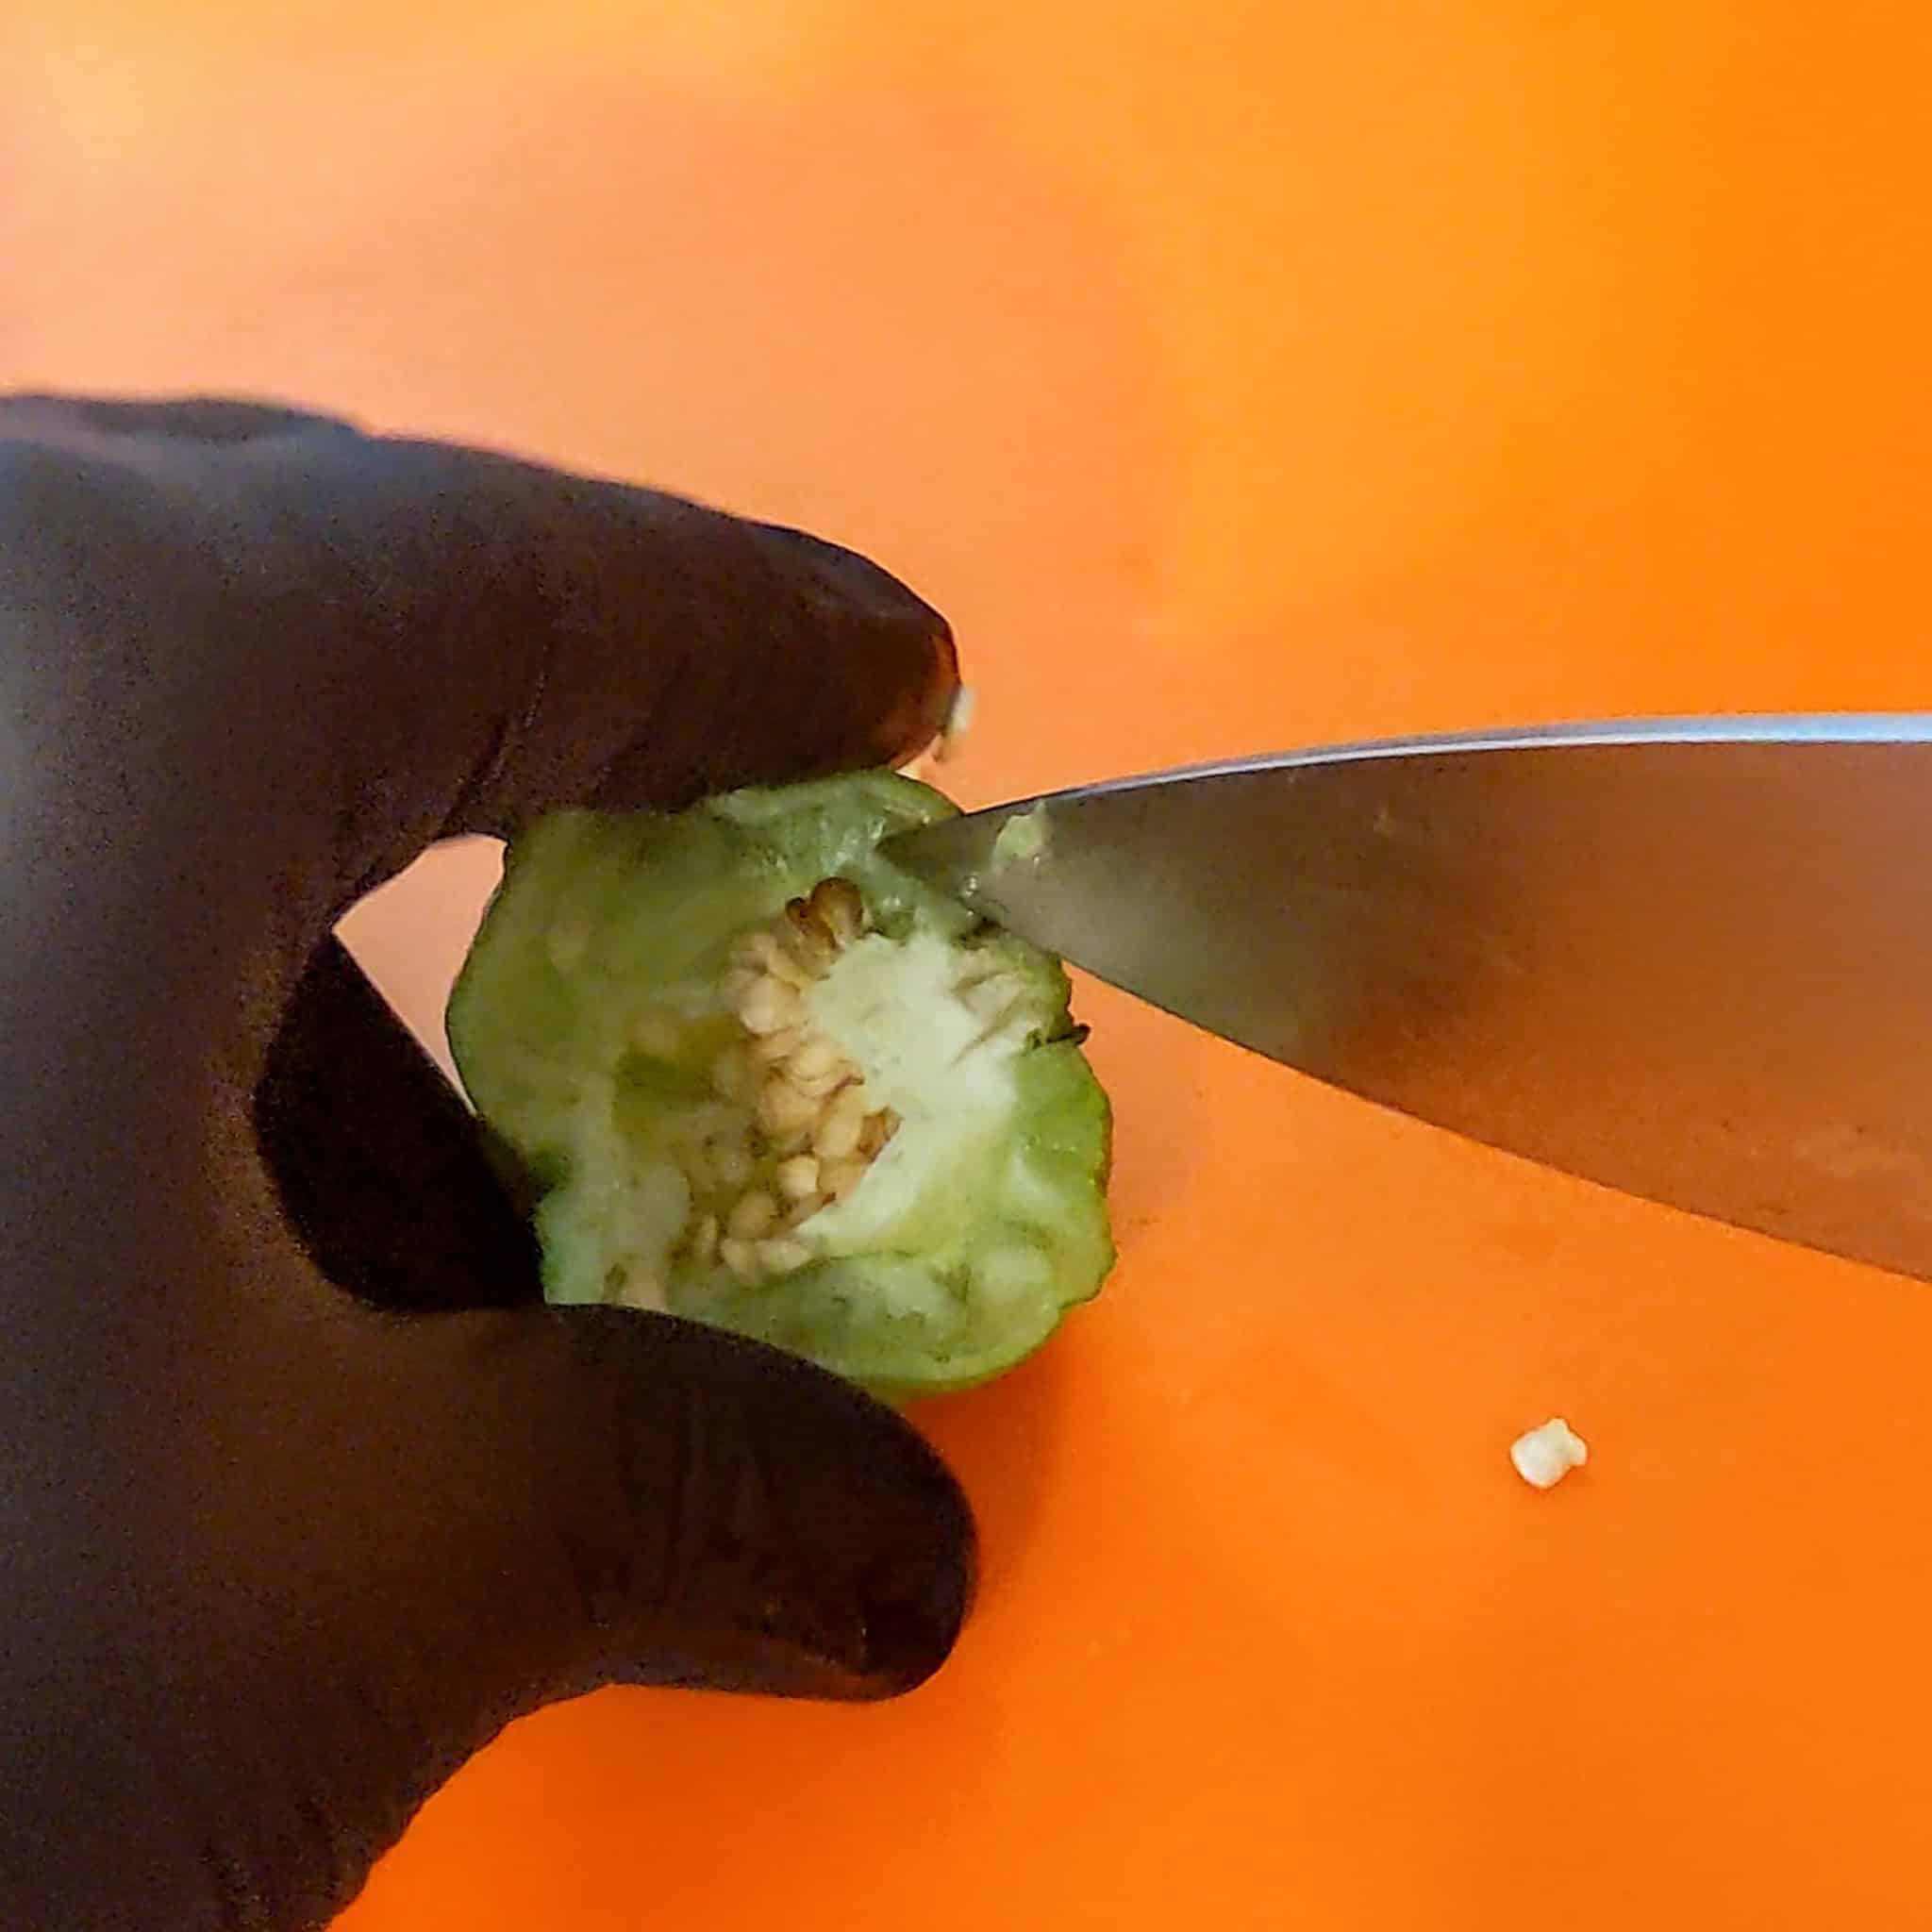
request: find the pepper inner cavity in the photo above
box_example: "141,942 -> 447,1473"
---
684,876 -> 902,1284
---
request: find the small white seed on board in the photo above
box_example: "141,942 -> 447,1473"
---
1510,1418 -> 1589,1490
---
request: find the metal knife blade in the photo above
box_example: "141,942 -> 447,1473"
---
880,715 -> 1932,1280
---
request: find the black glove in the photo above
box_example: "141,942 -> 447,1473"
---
0,393 -> 975,1929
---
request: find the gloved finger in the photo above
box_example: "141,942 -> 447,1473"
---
3,1274 -> 977,1927
244,945 -> 978,1698
257,434 -> 960,859
254,936 -> 541,1313
350,1302 -> 977,1706
246,944 -> 977,1690
3,397 -> 958,899
3,401 -> 958,1075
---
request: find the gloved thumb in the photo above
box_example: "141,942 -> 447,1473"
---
22,1285 -> 977,1928
248,940 -> 975,1715
320,1296 -> 977,1714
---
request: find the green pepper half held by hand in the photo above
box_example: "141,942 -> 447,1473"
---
449,772 -> 1115,1399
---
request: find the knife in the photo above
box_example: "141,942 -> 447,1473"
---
880,714 -> 1932,1282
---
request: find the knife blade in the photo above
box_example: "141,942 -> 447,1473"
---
880,714 -> 1932,1280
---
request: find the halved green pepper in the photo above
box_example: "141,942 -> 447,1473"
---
445,772 -> 1114,1401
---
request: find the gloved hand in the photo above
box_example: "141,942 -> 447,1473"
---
0,393 -> 975,1929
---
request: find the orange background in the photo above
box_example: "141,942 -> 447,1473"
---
15,3 -> 1932,1925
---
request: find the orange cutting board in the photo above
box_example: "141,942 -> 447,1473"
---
15,3 -> 1932,1925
